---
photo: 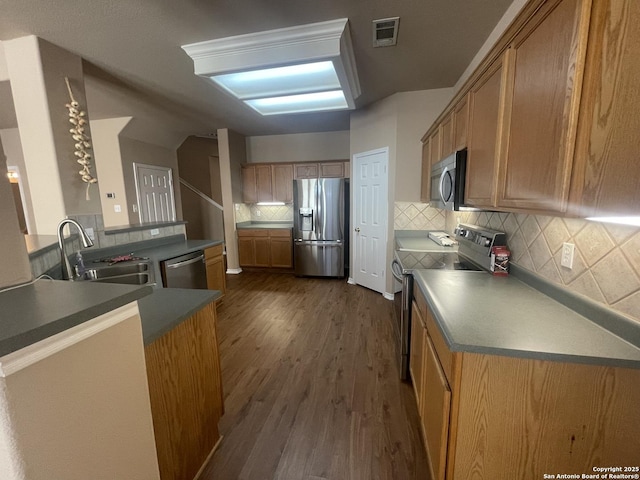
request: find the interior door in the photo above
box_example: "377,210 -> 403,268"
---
352,148 -> 388,294
134,163 -> 176,223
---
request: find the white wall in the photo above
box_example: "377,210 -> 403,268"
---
0,128 -> 34,233
246,131 -> 350,163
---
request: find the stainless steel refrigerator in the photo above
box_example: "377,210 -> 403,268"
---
293,178 -> 347,277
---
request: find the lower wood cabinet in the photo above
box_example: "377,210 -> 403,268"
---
410,298 -> 426,409
144,301 -> 224,480
238,228 -> 292,269
204,244 -> 226,299
411,284 -> 640,479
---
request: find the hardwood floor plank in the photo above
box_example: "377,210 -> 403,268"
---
200,272 -> 428,480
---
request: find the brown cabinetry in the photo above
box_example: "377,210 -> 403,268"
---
204,244 -> 226,298
411,283 -> 640,479
294,161 -> 348,179
238,228 -> 292,269
242,164 -> 293,203
420,140 -> 431,203
452,94 -> 469,151
439,113 -> 454,159
465,55 -> 506,208
496,0 -> 589,212
409,300 -> 425,408
145,301 -> 223,480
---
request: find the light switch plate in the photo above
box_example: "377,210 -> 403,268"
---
561,242 -> 575,269
114,204 -> 121,213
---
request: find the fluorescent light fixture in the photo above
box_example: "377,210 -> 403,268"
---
246,90 -> 348,115
257,202 -> 286,206
212,61 -> 340,99
586,216 -> 640,227
181,19 -> 360,115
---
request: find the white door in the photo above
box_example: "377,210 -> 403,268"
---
352,148 -> 388,294
133,163 -> 176,223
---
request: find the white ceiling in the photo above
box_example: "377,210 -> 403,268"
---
0,0 -> 514,137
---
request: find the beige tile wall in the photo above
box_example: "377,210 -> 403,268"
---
234,204 -> 251,223
249,204 -> 293,222
446,210 -> 640,324
394,202 -> 447,230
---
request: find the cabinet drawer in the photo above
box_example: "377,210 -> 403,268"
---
204,244 -> 223,259
268,229 -> 292,238
426,309 -> 454,383
237,229 -> 269,237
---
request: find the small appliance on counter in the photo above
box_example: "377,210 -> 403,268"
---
391,224 -> 507,380
428,231 -> 456,246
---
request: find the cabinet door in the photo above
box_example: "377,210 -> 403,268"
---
343,161 -> 350,179
238,237 -> 256,266
410,301 -> 425,410
205,245 -> 226,295
466,55 -> 507,208
294,163 -> 319,179
496,0 -> 589,212
570,0 -> 640,217
440,114 -> 454,158
254,237 -> 271,267
453,93 -> 469,151
272,164 -> 294,203
270,236 -> 292,268
241,165 -> 257,203
256,164 -> 273,203
421,336 -> 451,480
319,162 -> 344,178
429,129 -> 441,165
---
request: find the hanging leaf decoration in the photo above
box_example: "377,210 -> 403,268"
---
65,77 -> 97,200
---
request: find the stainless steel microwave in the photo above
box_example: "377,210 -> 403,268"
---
430,149 -> 467,210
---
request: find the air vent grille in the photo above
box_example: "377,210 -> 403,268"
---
373,17 -> 399,47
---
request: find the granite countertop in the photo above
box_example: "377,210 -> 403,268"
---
413,269 -> 640,369
0,279 -> 152,357
236,222 -> 293,230
137,288 -> 221,345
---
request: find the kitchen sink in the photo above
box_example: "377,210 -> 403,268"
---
80,262 -> 155,285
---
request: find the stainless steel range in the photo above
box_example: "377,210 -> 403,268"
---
391,224 -> 507,380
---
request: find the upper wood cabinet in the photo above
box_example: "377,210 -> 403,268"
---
420,140 -> 431,203
452,93 -> 469,151
293,163 -> 319,179
440,113 -> 454,159
496,0 -> 590,212
294,161 -> 348,179
569,0 -> 640,218
242,164 -> 293,203
465,55 -> 507,208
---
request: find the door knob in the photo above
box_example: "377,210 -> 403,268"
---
355,227 -> 360,232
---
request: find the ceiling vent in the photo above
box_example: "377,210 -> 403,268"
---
372,17 -> 399,47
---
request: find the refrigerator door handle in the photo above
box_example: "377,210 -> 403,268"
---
295,240 -> 343,246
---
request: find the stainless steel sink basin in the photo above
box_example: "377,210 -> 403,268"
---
80,262 -> 154,285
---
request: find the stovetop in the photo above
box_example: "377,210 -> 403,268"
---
394,250 -> 483,272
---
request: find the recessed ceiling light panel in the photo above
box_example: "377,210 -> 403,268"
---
181,19 -> 360,115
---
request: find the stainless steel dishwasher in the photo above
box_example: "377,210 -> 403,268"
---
160,250 -> 208,289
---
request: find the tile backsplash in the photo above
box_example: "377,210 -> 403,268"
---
394,202 -> 446,230
446,210 -> 640,324
236,204 -> 294,223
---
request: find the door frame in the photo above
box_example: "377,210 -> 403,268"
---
349,147 -> 389,295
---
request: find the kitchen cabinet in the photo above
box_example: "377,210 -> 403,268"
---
496,0 -> 590,212
465,54 -> 506,208
420,140 -> 431,203
294,161 -> 348,179
439,113 -> 454,159
145,300 -> 223,480
242,164 -> 293,203
411,283 -> 640,479
569,0 -> 640,218
452,93 -> 469,151
238,228 -> 292,269
428,129 -> 441,167
409,300 -> 425,408
204,243 -> 226,299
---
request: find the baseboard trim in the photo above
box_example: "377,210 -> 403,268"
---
383,292 -> 394,301
226,268 -> 242,274
347,277 -> 355,285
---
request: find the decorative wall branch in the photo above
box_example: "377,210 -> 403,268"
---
65,77 -> 97,200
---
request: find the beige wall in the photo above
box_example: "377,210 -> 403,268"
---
0,148 -> 31,288
91,117 -> 132,227
0,305 -> 160,479
246,131 -> 350,163
0,128 -> 34,233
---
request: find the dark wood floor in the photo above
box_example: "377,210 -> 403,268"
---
201,272 -> 428,480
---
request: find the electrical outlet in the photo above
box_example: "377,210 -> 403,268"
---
132,204 -> 138,213
561,242 -> 575,269
256,210 -> 261,217
150,228 -> 160,236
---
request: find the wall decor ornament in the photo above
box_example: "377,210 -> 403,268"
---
65,77 -> 97,200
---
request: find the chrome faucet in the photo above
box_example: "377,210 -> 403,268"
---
57,219 -> 94,280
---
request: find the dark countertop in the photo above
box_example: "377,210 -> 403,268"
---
137,288 -> 221,345
236,222 -> 293,229
0,279 -> 152,357
413,269 -> 640,369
